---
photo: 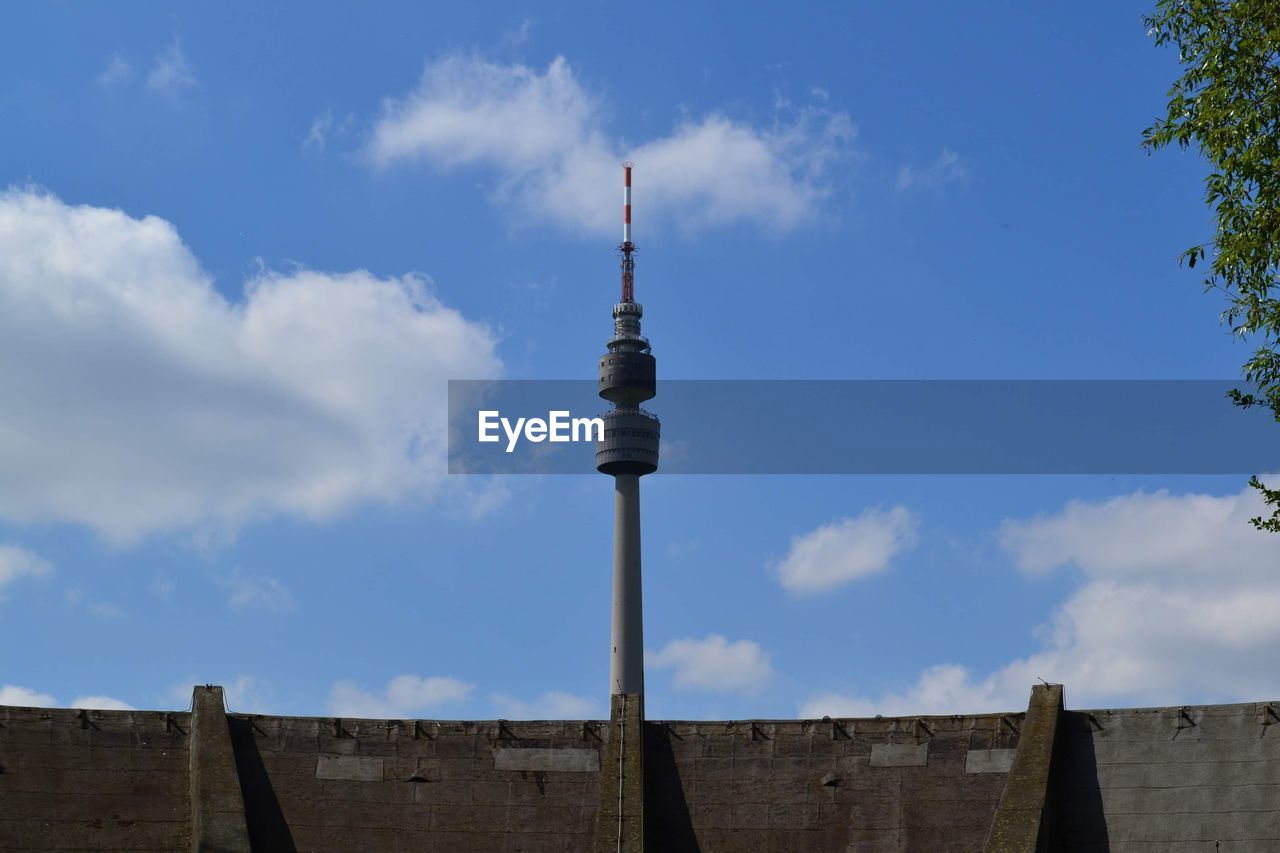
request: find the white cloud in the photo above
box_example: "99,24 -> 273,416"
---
773,506 -> 919,593
304,108 -> 333,152
490,690 -> 598,719
65,587 -> 124,619
368,55 -> 855,236
0,188 -> 501,543
88,601 -> 125,619
70,695 -> 134,711
0,544 -> 53,594
802,481 -> 1280,716
0,685 -> 131,710
998,486 -> 1275,576
146,39 -> 197,95
218,570 -> 294,612
801,664 -> 1005,718
97,54 -> 133,88
896,148 -> 969,192
329,674 -> 474,718
0,685 -> 56,707
497,19 -> 534,51
648,634 -> 774,695
304,110 -> 356,154
221,675 -> 272,712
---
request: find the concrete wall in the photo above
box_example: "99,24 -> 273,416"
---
646,714 -> 1018,852
230,711 -> 1018,853
229,715 -> 603,852
0,706 -> 191,852
1055,702 -> 1280,853
0,702 -> 1017,853
4,694 -> 1280,852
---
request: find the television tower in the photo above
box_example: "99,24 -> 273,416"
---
593,164 -> 658,853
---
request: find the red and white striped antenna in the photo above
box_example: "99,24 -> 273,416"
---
620,163 -> 635,303
623,163 -> 633,247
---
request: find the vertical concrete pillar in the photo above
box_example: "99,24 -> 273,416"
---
594,693 -> 645,853
611,473 -> 644,696
190,685 -> 252,853
984,683 -> 1064,853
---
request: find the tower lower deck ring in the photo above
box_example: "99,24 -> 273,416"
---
595,407 -> 660,476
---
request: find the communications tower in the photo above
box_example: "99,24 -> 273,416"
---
593,164 -> 658,853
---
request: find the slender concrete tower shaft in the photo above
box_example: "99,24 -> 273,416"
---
610,473 -> 643,694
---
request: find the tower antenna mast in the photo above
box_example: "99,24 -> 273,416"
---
621,163 -> 635,303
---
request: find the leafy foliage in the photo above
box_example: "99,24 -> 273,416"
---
1143,0 -> 1280,530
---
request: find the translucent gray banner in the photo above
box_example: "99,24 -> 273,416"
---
447,380 -> 1276,475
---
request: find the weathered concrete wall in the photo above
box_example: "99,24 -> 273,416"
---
1054,702 -> 1280,852
0,701 -> 1018,853
4,693 -> 1280,852
0,706 -> 191,852
646,713 -> 1018,852
228,709 -> 1019,853
230,715 -> 604,852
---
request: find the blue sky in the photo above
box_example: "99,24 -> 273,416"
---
0,1 -> 1273,720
